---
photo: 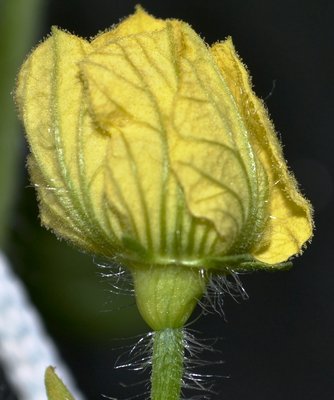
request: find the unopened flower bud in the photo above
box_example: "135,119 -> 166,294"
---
15,7 -> 313,329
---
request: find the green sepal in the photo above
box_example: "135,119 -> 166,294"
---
207,254 -> 293,273
45,366 -> 76,400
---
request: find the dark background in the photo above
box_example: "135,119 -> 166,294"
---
5,0 -> 334,399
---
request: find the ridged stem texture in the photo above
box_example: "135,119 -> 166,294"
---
151,328 -> 184,400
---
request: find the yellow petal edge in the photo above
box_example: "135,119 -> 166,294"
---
211,38 -> 313,263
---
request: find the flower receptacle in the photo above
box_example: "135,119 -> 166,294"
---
131,264 -> 207,331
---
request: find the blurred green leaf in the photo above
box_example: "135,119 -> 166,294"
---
0,0 -> 44,247
45,366 -> 76,400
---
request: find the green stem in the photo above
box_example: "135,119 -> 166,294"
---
151,328 -> 184,400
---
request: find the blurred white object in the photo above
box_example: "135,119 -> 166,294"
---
0,252 -> 85,400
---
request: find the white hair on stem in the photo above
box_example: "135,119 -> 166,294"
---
199,272 -> 249,320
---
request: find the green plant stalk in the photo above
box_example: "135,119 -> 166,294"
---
151,328 -> 184,400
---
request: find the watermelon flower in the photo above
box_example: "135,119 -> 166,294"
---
16,6 -> 313,400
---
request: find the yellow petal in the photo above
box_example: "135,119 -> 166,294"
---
168,23 -> 269,256
81,21 -> 182,256
91,6 -> 167,48
81,19 -> 222,260
16,28 -> 118,257
211,37 -> 313,263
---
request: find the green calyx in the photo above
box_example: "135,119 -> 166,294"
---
130,255 -> 293,331
131,264 -> 207,330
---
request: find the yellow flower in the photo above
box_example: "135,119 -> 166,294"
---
15,7 -> 312,329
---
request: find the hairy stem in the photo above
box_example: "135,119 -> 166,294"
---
151,328 -> 184,400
